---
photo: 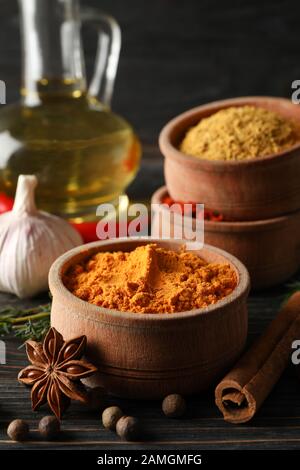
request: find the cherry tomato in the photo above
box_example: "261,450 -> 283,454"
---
71,222 -> 99,243
0,193 -> 14,213
72,216 -> 150,244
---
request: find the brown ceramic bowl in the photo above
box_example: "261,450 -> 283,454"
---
49,238 -> 249,399
152,186 -> 300,290
159,96 -> 300,221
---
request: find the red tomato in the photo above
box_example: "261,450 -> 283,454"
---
71,221 -> 131,243
72,217 -> 149,244
0,193 -> 14,213
71,222 -> 99,243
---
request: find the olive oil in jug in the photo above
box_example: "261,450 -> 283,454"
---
0,1 -> 140,220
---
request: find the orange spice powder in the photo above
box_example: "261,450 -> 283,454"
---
63,244 -> 237,314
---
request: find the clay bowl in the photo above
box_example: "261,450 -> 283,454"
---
152,186 -> 300,290
159,96 -> 300,221
49,238 -> 249,399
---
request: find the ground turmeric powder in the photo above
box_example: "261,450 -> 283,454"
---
180,105 -> 300,161
64,244 -> 237,313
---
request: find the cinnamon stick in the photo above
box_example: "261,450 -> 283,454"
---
215,291 -> 300,424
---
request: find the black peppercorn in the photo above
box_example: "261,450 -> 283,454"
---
7,419 -> 29,441
38,415 -> 60,440
102,406 -> 123,431
116,416 -> 140,441
162,393 -> 186,418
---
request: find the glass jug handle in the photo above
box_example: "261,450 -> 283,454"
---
81,9 -> 121,107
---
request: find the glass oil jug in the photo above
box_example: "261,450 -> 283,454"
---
0,0 -> 140,220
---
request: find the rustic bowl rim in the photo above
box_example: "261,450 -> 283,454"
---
152,185 -> 300,231
49,238 -> 250,322
159,96 -> 300,168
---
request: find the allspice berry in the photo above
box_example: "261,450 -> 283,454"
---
162,393 -> 186,418
85,386 -> 107,411
116,416 -> 140,441
7,419 -> 29,441
38,416 -> 60,440
102,406 -> 123,431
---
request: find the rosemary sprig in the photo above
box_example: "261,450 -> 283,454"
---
281,279 -> 300,306
286,280 -> 300,295
0,304 -> 51,342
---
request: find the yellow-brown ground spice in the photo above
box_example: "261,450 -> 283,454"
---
180,105 -> 300,161
63,244 -> 237,313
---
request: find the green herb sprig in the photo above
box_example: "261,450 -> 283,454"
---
0,304 -> 50,342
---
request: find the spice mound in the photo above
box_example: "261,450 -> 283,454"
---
63,244 -> 237,313
180,105 -> 300,161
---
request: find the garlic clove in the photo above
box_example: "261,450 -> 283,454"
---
0,175 -> 83,298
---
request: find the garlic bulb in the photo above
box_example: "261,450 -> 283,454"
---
0,175 -> 83,298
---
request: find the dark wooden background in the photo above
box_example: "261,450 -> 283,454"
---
1,0 -> 300,451
2,0 -> 300,145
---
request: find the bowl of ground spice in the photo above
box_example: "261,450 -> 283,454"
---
160,96 -> 300,221
49,239 -> 249,399
152,186 -> 300,289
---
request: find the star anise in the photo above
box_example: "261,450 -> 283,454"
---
18,327 -> 98,419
